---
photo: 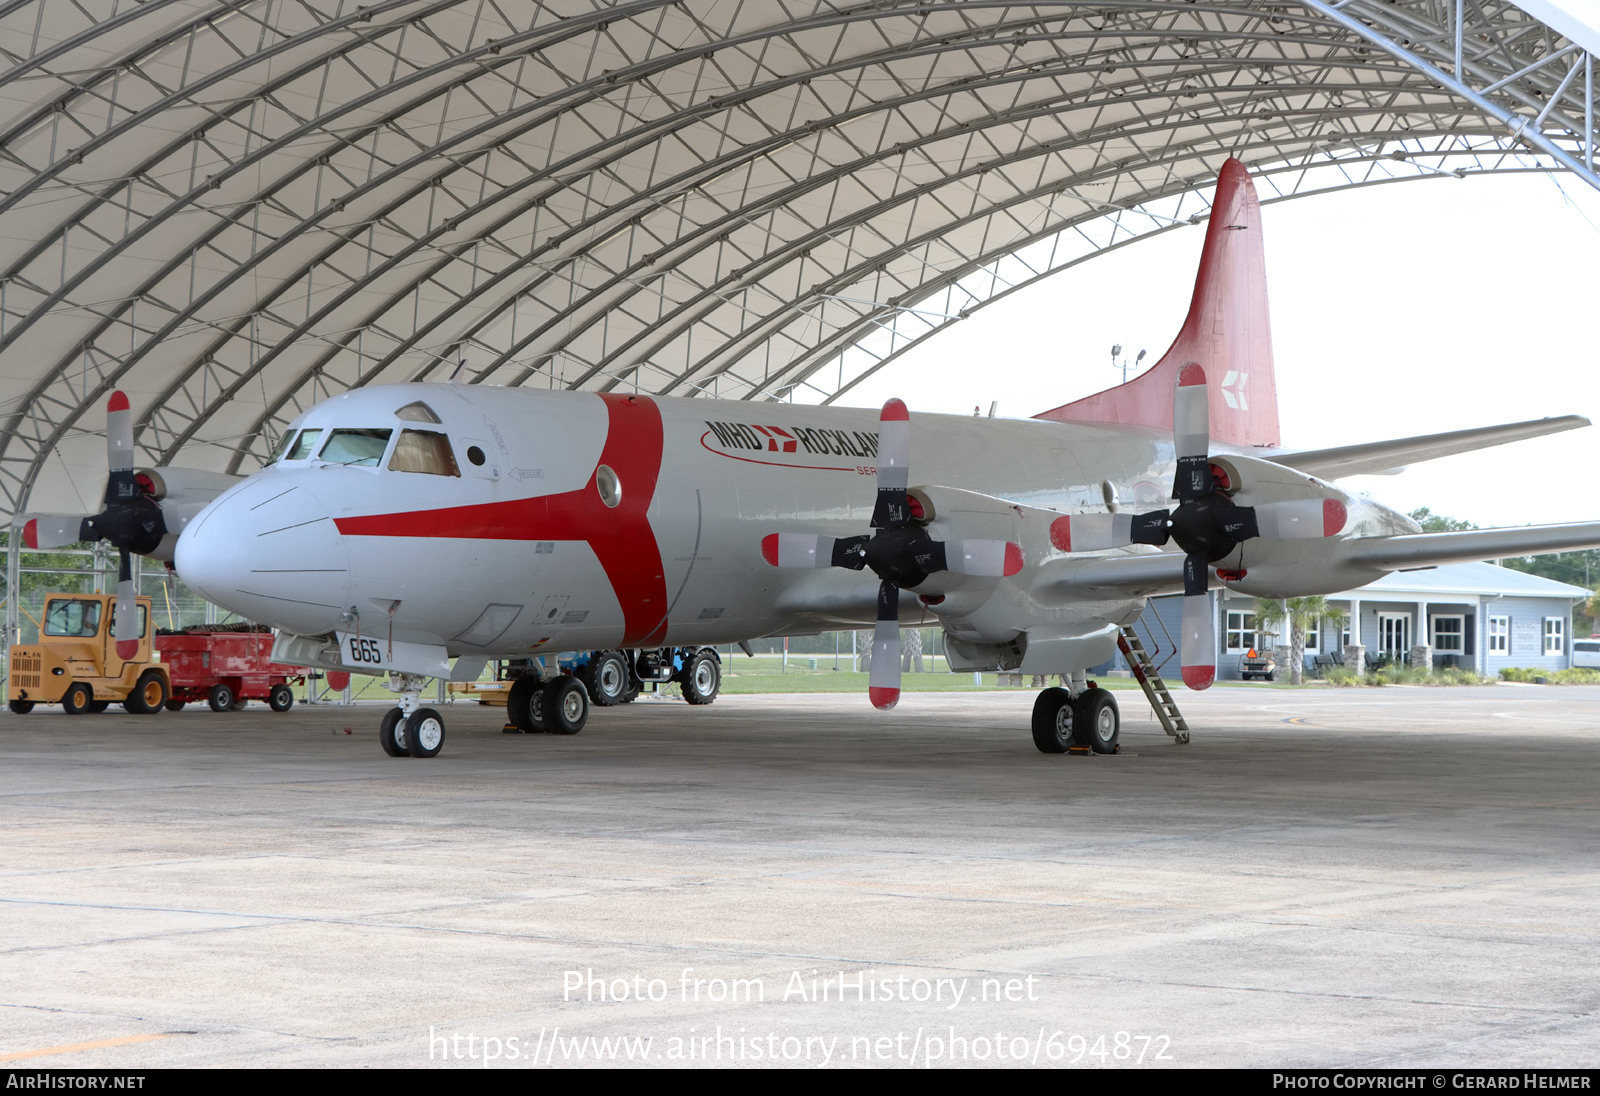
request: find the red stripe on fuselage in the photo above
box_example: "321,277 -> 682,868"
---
334,394 -> 670,647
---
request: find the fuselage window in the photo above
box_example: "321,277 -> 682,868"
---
284,429 -> 323,461
320,428 -> 393,467
388,430 -> 461,477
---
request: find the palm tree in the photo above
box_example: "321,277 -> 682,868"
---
1254,597 -> 1348,685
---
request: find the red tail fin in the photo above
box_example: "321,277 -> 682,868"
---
1034,158 -> 1281,448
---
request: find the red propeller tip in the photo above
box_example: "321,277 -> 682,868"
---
869,686 -> 900,710
879,398 -> 910,422
1323,498 -> 1347,536
1181,665 -> 1215,690
1177,362 -> 1207,387
1049,516 -> 1071,551
116,639 -> 139,659
1003,542 -> 1024,576
107,391 -> 130,412
760,534 -> 780,566
22,519 -> 37,550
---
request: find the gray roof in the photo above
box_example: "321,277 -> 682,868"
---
1350,560 -> 1590,599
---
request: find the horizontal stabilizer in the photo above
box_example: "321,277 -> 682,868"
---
1272,416 -> 1589,479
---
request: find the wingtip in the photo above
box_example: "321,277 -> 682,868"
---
869,686 -> 900,710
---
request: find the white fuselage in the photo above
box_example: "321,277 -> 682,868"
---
174,383 -> 1402,671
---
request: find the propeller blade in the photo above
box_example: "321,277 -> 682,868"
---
1179,552 -> 1215,689
868,579 -> 901,710
22,515 -> 92,549
1173,363 -> 1212,501
870,398 -> 912,530
104,391 -> 141,508
114,548 -> 139,660
939,539 -> 1024,577
1254,497 -> 1347,539
760,533 -> 868,570
1050,512 -> 1170,552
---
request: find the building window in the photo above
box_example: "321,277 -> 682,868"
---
1544,617 -> 1565,657
1488,616 -> 1508,655
1304,624 -> 1320,652
1225,610 -> 1257,653
1430,615 -> 1465,655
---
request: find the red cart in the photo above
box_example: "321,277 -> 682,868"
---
154,625 -> 307,713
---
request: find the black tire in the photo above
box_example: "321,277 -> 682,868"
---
125,671 -> 167,715
62,682 -> 93,715
9,699 -> 34,714
1030,687 -> 1074,753
87,699 -> 111,713
507,674 -> 545,732
165,700 -> 186,712
541,675 -> 589,735
1076,688 -> 1120,754
231,694 -> 248,710
404,707 -> 445,758
681,650 -> 720,705
207,683 -> 235,713
268,684 -> 294,712
581,650 -> 631,707
378,706 -> 408,757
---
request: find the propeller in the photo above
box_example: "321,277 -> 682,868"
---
23,391 -> 165,659
1051,365 -> 1346,690
761,398 -> 1023,710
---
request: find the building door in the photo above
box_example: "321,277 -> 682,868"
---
1378,613 -> 1411,663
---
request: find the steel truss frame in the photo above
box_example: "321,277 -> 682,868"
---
0,0 -> 1591,518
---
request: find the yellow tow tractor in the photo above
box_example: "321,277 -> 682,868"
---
8,592 -> 169,715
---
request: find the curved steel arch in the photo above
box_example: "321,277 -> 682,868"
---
0,0 -> 1592,518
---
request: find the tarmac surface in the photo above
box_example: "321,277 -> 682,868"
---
2,683 -> 1598,1070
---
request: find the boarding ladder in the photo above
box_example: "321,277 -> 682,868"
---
1117,625 -> 1190,745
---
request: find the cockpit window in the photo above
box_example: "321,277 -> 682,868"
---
395,401 -> 442,424
388,430 -> 461,477
319,428 -> 392,467
284,429 -> 323,461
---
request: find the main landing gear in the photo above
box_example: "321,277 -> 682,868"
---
378,673 -> 449,759
504,670 -> 590,736
1030,678 -> 1120,756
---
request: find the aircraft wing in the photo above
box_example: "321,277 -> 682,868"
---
1340,522 -> 1600,570
1031,551 -> 1188,602
1270,416 -> 1589,479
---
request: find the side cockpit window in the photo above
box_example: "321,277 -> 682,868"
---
320,428 -> 392,467
282,428 -> 323,462
388,429 -> 460,477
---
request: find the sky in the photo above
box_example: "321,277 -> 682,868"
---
836,169 -> 1600,530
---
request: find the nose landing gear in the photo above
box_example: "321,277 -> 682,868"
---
377,673 -> 448,758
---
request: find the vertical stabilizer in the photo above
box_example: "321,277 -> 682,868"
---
1034,158 -> 1281,448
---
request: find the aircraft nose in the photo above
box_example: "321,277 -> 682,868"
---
176,476 -> 353,635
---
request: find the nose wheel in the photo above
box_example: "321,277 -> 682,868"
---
378,675 -> 447,758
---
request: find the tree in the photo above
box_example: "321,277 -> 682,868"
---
1408,507 -> 1477,533
1254,597 -> 1347,685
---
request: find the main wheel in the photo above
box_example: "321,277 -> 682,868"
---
681,650 -> 720,705
403,707 -> 445,758
207,683 -> 235,712
541,675 -> 589,735
268,684 -> 294,712
507,674 -> 545,732
581,650 -> 631,707
378,706 -> 408,757
9,699 -> 34,714
62,682 -> 93,715
1030,687 -> 1074,753
125,672 -> 167,715
1075,689 -> 1120,754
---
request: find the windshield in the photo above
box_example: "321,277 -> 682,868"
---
44,600 -> 101,637
319,428 -> 392,467
284,429 -> 323,461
